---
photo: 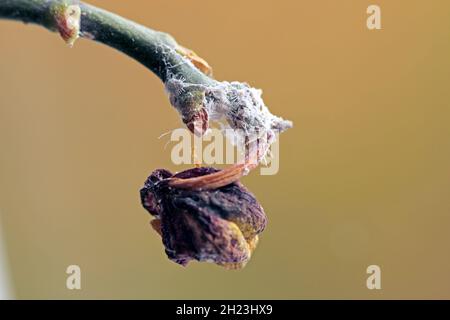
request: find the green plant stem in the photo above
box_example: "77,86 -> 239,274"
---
0,0 -> 292,148
0,0 -> 214,85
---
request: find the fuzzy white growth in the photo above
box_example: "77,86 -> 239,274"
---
166,77 -> 293,163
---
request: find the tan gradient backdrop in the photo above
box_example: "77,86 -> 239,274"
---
1,0 -> 450,299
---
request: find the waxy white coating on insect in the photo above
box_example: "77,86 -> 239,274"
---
165,76 -> 293,162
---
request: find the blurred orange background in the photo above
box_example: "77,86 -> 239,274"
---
1,0 -> 450,299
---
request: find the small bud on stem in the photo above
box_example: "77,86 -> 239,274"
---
51,1 -> 81,46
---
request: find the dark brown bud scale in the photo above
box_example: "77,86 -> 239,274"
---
140,167 -> 267,269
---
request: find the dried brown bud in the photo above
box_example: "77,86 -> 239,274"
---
140,167 -> 267,269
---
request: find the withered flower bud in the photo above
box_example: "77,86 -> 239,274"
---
140,167 -> 267,269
